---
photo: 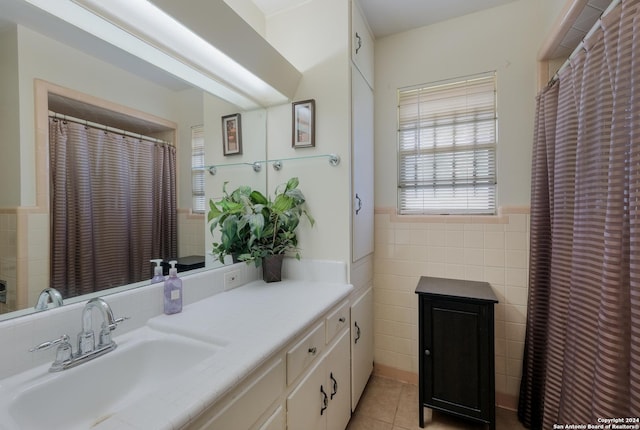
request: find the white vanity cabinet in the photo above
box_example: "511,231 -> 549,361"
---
188,357 -> 286,430
287,330 -> 351,430
186,296 -> 352,430
257,406 -> 285,430
350,287 -> 374,410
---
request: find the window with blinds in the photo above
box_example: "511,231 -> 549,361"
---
398,72 -> 497,215
191,125 -> 205,213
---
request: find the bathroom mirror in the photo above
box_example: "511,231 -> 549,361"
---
0,4 -> 268,320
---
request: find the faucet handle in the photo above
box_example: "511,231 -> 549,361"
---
30,334 -> 73,365
107,316 -> 130,331
30,334 -> 70,352
98,316 -> 129,347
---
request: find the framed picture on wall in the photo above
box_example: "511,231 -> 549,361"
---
222,113 -> 242,155
292,99 -> 315,148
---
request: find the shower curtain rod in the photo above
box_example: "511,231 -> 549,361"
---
48,111 -> 171,145
549,0 -> 621,86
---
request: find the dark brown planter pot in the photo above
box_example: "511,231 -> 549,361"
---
262,254 -> 284,283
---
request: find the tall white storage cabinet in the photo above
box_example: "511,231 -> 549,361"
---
351,0 -> 375,263
351,67 -> 374,262
350,0 -> 375,414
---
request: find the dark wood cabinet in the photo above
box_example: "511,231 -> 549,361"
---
415,276 -> 498,430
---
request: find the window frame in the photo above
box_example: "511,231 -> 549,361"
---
191,124 -> 205,214
397,71 -> 498,216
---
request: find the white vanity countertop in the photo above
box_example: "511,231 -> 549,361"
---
102,278 -> 353,429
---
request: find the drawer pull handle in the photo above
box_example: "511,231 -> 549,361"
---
339,317 -> 346,323
354,321 -> 361,344
355,32 -> 362,54
425,349 -> 431,356
308,346 -> 317,355
330,372 -> 338,399
320,385 -> 328,415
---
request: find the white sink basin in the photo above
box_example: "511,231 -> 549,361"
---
0,327 -> 221,429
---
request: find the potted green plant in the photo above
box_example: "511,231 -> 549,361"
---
207,182 -> 253,264
239,177 -> 315,282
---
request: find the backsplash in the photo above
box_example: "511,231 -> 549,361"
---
0,263 -> 260,380
0,258 -> 348,381
373,207 -> 530,408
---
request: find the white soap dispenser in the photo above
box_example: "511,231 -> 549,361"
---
150,259 -> 165,284
164,260 -> 182,315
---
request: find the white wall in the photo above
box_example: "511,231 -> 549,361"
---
375,0 -> 541,209
263,0 -> 352,265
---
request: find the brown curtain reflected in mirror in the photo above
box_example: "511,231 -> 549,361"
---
519,1 -> 640,428
49,118 -> 177,298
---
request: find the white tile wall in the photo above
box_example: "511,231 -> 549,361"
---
373,209 -> 530,402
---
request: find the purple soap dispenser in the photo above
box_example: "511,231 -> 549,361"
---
164,260 -> 182,315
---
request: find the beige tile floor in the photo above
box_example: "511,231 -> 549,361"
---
347,376 -> 527,430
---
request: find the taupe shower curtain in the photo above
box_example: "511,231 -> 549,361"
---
49,118 -> 177,298
519,0 -> 640,428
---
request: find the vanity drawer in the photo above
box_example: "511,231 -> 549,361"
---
325,300 -> 349,344
287,322 -> 324,385
191,357 -> 285,430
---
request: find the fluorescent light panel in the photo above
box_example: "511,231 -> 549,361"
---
22,0 -> 265,109
76,0 -> 288,106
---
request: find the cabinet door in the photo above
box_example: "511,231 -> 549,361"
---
350,287 -> 373,410
287,359 -> 327,430
351,65 -> 374,262
422,297 -> 490,421
326,330 -> 351,430
351,0 -> 374,88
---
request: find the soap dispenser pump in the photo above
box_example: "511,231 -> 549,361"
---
150,259 -> 165,284
164,260 -> 182,315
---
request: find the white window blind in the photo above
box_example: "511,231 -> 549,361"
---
398,72 -> 497,215
191,125 -> 205,213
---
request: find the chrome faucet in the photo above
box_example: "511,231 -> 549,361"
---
30,297 -> 127,372
78,297 -> 119,355
34,287 -> 64,311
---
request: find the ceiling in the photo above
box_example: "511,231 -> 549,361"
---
548,0 -> 611,59
252,0 -> 521,38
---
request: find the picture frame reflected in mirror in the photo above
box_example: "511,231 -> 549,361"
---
222,113 -> 242,155
292,99 -> 315,148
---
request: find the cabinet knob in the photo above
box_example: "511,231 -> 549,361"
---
424,349 -> 431,356
308,346 -> 317,355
